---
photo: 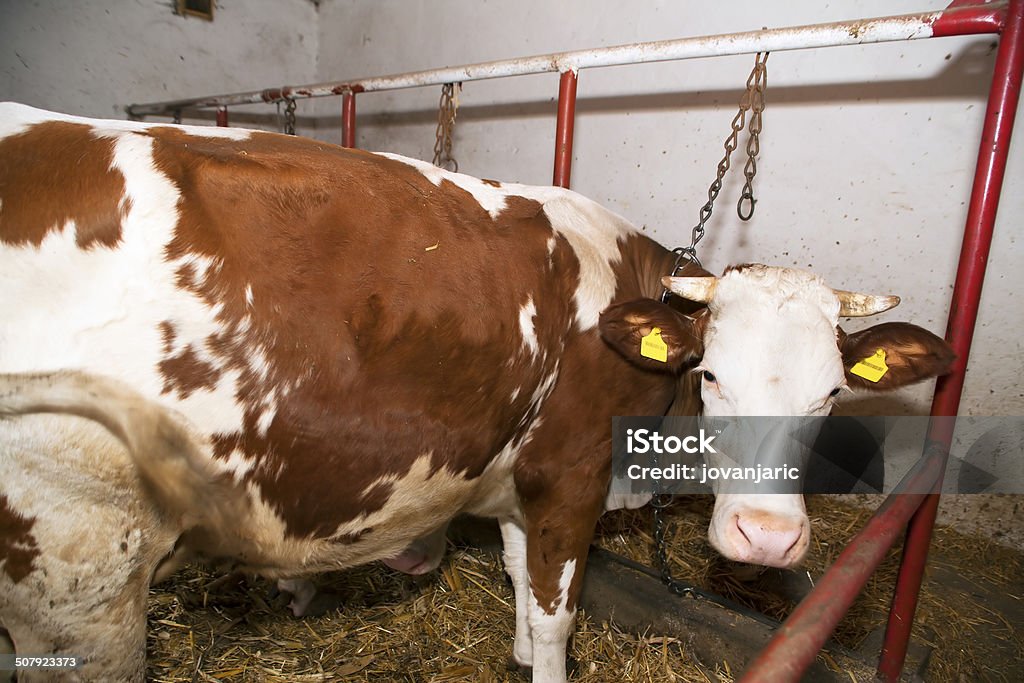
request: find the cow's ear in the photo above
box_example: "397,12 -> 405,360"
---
840,322 -> 955,390
599,299 -> 706,372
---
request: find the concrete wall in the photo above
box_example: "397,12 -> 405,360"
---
0,0 -> 317,128
1,0 -> 1020,418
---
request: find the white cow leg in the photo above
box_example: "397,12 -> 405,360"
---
514,461 -> 604,682
499,518 -> 534,668
527,558 -> 577,683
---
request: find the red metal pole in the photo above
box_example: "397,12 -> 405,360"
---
738,447 -> 946,681
342,91 -> 356,148
553,70 -> 578,188
878,0 -> 1024,678
216,106 -> 228,127
931,0 -> 1007,37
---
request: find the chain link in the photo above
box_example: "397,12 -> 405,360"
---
433,83 -> 461,172
283,97 -> 297,136
679,51 -> 770,273
654,53 -> 769,595
172,109 -> 182,125
738,53 -> 768,220
651,446 -> 697,597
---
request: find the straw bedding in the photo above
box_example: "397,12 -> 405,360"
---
146,495 -> 1022,682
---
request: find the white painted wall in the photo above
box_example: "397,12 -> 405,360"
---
0,0 -> 317,128
0,0 -> 1020,418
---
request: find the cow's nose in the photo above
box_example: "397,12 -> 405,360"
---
734,516 -> 806,568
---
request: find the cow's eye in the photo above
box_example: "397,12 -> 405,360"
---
829,386 -> 843,398
702,370 -> 718,384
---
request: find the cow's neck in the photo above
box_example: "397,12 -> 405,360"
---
616,234 -> 674,300
619,233 -> 710,301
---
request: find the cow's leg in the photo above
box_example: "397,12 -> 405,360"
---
518,490 -> 603,682
499,518 -> 534,669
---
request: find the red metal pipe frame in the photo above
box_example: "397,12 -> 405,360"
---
553,70 -> 578,188
740,0 -> 1022,679
216,106 -> 228,127
342,92 -> 356,148
879,0 -> 1024,677
932,0 -> 1007,36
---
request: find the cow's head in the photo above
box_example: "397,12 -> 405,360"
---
600,264 -> 954,568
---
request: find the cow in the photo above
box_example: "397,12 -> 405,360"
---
0,102 -> 954,682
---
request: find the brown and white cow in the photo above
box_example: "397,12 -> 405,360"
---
0,103 -> 953,682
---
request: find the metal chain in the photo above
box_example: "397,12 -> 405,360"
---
433,83 -> 461,172
653,52 -> 769,596
668,51 -> 770,284
172,109 -> 182,125
283,97 -> 297,136
738,53 -> 768,220
650,445 -> 696,597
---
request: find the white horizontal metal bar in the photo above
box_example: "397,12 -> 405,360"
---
127,3 -> 1004,117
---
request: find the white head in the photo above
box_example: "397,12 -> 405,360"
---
694,266 -> 858,417
600,264 -> 953,568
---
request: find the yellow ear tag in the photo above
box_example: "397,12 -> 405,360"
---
851,348 -> 889,383
640,327 -> 668,363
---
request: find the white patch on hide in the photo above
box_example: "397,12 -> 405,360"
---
376,153 -> 510,219
519,297 -> 539,358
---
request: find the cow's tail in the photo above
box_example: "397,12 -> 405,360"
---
0,370 -> 247,532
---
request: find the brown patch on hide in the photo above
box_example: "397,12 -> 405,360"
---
159,321 -> 177,354
0,121 -> 129,249
0,494 -> 40,583
159,345 -> 221,399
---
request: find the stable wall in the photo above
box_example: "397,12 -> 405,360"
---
0,0 -> 317,126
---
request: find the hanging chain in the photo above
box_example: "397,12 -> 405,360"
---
653,53 -> 769,596
738,53 -> 768,220
172,109 -> 182,125
666,51 -> 770,286
650,444 -> 696,597
433,83 -> 461,172
283,97 -> 297,136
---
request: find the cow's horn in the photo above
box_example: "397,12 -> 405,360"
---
662,276 -> 718,303
833,289 -> 901,317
